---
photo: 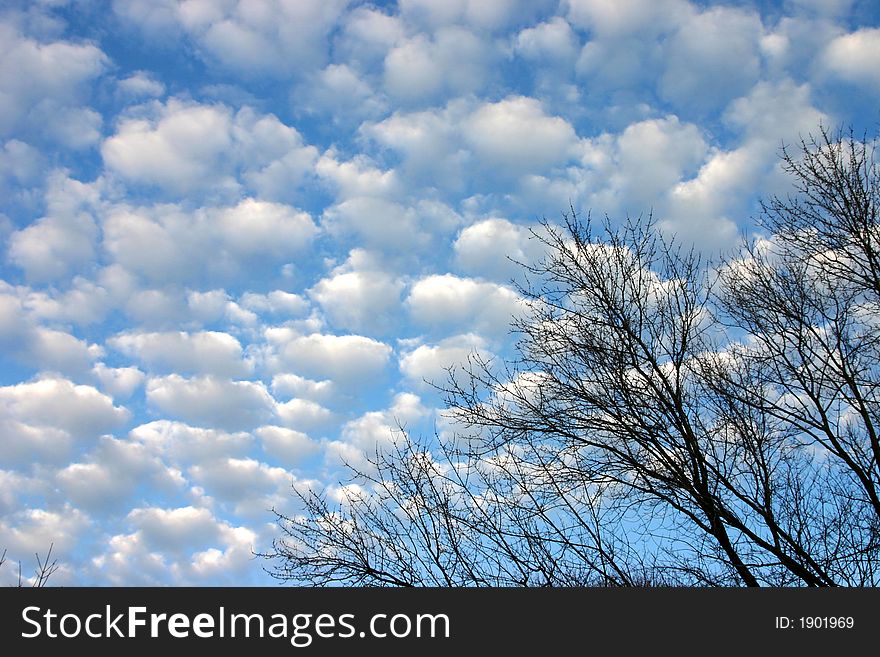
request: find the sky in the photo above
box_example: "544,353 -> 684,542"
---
0,0 -> 878,586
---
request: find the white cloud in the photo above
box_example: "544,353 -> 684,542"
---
24,278 -> 112,326
0,22 -> 107,139
336,6 -> 405,66
0,376 -> 129,439
109,330 -> 252,377
406,274 -> 522,335
188,457 -> 290,507
127,505 -> 222,552
93,508 -> 258,584
821,28 -> 880,90
0,506 -> 90,574
116,71 -> 165,98
309,250 -> 404,333
610,116 -> 708,208
267,331 -> 392,387
327,392 -> 428,469
102,100 -> 318,198
565,0 -> 688,37
54,436 -> 182,512
321,196 -> 427,251
0,289 -> 102,375
297,64 -> 387,124
364,97 -> 582,189
8,172 -> 100,282
92,363 -> 145,398
129,420 -> 252,465
315,152 -> 401,200
453,217 -> 544,280
212,198 -> 318,257
659,6 -> 763,114
0,417 -> 72,465
145,375 -> 275,431
399,333 -> 491,387
102,99 -> 235,193
102,198 -> 317,285
514,17 -> 579,62
271,373 -> 334,402
114,0 -> 349,77
462,96 -> 580,176
384,27 -> 495,103
256,425 -> 321,464
240,290 -> 310,317
399,0 -> 551,31
275,397 -> 335,430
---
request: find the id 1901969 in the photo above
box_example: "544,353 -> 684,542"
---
775,616 -> 854,630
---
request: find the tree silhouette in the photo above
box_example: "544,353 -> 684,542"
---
265,125 -> 880,586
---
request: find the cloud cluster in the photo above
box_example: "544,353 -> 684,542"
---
0,0 -> 875,585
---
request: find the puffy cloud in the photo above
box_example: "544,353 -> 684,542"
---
54,437 -> 183,512
271,373 -> 334,403
399,333 -> 491,388
320,197 -> 428,251
335,5 -> 405,66
266,331 -> 392,387
0,138 -> 43,187
0,417 -> 71,465
399,0 -> 551,31
256,425 -> 322,464
23,278 -> 112,327
0,506 -> 90,575
296,64 -> 387,124
0,289 -> 102,375
212,198 -> 318,257
406,274 -> 523,335
309,250 -> 404,333
326,392 -> 428,469
102,198 -> 317,285
188,457 -> 290,507
0,22 -> 107,139
239,290 -> 310,317
514,17 -> 579,62
109,330 -> 252,377
565,0 -> 688,37
116,71 -> 165,98
453,217 -> 547,281
821,28 -> 880,91
275,398 -> 335,430
0,376 -> 129,439
723,80 -> 828,144
364,97 -> 582,190
145,375 -> 275,431
129,420 -> 252,465
8,172 -> 100,282
91,363 -> 146,398
102,100 -> 318,198
462,96 -> 580,175
102,100 -> 235,193
114,0 -> 349,77
609,116 -> 708,208
126,505 -> 224,552
93,508 -> 258,585
658,7 -> 763,114
384,27 -> 495,103
315,152 -> 401,200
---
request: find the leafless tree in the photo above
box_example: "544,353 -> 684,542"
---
265,124 -> 880,586
1,544 -> 59,587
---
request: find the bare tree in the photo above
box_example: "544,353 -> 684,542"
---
265,124 -> 880,587
1,544 -> 60,587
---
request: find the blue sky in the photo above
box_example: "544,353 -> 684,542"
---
0,0 -> 878,585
